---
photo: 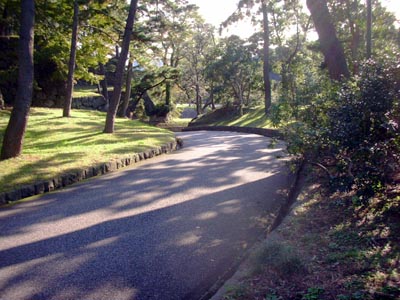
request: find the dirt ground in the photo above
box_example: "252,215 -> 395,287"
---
216,169 -> 400,300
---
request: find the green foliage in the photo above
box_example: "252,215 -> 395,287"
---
192,106 -> 275,128
302,287 -> 325,300
148,103 -> 171,117
204,35 -> 262,109
286,60 -> 400,197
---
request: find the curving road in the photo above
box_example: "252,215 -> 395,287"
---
0,131 -> 291,300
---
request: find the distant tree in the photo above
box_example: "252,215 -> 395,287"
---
1,0 -> 35,159
326,0 -> 397,74
118,53 -> 133,118
147,0 -> 201,106
366,0 -> 372,58
262,0 -> 271,113
222,0 -> 273,114
181,23 -> 214,115
104,0 -> 138,133
306,0 -> 350,80
206,36 -> 258,115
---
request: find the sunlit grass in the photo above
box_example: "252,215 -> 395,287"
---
72,85 -> 103,98
0,108 -> 175,193
193,106 -> 277,129
223,107 -> 275,128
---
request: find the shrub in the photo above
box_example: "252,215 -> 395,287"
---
286,60 -> 400,197
148,103 -> 171,117
251,242 -> 306,277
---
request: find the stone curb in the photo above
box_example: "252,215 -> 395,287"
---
0,139 -> 179,205
182,125 -> 283,139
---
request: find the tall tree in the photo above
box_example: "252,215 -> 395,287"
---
306,0 -> 350,80
148,0 -> 200,106
262,0 -> 271,113
104,0 -> 138,133
181,22 -> 214,115
1,0 -> 35,160
206,35 -> 258,115
118,53 -> 133,118
222,0 -> 273,114
366,0 -> 372,58
63,0 -> 79,117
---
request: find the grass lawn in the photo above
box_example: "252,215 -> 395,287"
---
0,108 -> 175,194
192,106 -> 277,129
72,85 -> 103,98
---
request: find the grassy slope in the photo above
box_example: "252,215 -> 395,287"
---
0,108 -> 175,193
191,106 -> 276,129
72,85 -> 102,98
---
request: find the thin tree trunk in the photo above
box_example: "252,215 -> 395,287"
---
118,55 -> 133,118
306,0 -> 350,81
165,81 -> 171,106
104,0 -> 138,133
262,0 -> 272,114
210,83 -> 215,110
0,88 -> 4,109
115,45 -> 120,58
99,63 -> 109,109
344,0 -> 360,74
366,0 -> 372,59
195,83 -> 201,115
1,0 -> 34,160
63,0 -> 79,117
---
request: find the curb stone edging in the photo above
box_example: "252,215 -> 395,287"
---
182,125 -> 283,139
0,139 -> 180,206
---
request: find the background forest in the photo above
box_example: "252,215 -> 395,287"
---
0,0 -> 399,193
1,0 -> 399,192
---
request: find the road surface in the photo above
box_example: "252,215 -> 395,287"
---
0,131 -> 291,300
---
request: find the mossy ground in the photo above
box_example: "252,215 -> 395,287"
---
222,170 -> 400,300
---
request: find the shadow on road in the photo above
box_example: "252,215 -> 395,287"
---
0,131 -> 291,300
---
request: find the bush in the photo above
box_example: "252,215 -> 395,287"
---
286,60 -> 400,197
148,103 -> 171,117
251,242 -> 306,277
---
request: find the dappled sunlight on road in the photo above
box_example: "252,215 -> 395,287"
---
0,131 -> 292,300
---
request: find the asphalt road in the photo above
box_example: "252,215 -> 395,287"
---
0,131 -> 291,300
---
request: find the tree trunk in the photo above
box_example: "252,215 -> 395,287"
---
0,88 -> 4,109
143,91 -> 156,115
306,0 -> 350,81
63,0 -> 79,117
210,84 -> 215,110
99,63 -> 109,110
366,0 -> 372,59
1,0 -> 34,160
344,0 -> 360,74
195,83 -> 201,115
262,0 -> 272,114
104,0 -> 138,133
165,81 -> 171,106
115,45 -> 120,58
118,56 -> 133,118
